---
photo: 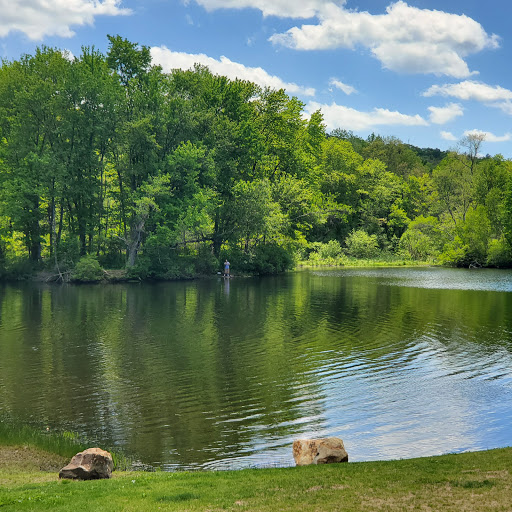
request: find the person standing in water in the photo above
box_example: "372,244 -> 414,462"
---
223,259 -> 230,277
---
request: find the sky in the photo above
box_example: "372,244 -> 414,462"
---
1,0 -> 511,156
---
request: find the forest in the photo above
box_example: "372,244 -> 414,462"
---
1,36 -> 512,281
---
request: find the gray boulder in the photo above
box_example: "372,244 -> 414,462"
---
59,447 -> 113,480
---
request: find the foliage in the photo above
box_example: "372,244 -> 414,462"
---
221,243 -> 295,275
399,216 -> 445,261
438,236 -> 470,267
0,37 -> 511,277
345,230 -> 380,259
306,240 -> 348,266
318,240 -> 343,260
486,238 -> 512,268
71,255 -> 104,282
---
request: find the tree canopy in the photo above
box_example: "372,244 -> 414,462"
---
1,38 -> 511,280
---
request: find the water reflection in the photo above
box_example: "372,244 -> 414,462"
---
0,267 -> 511,469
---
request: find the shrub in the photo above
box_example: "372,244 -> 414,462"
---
398,216 -> 445,261
487,238 -> 512,268
318,240 -> 343,260
4,257 -> 38,280
71,255 -> 104,282
221,243 -> 295,275
55,235 -> 81,269
306,241 -> 348,266
251,243 -> 295,274
438,236 -> 470,267
345,230 -> 380,259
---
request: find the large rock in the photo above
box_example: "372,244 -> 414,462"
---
293,438 -> 348,466
59,448 -> 113,480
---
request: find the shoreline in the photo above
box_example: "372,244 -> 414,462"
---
1,445 -> 511,511
1,260 -> 435,285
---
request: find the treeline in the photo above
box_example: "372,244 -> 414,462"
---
1,37 -> 512,280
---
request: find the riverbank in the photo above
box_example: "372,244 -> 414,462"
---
1,446 -> 511,511
3,256 -> 432,284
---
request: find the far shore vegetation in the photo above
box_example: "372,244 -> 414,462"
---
0,420 -> 510,512
1,37 -> 512,283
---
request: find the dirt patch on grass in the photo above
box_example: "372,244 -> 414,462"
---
0,445 -> 67,472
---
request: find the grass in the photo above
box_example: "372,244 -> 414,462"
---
0,447 -> 511,511
0,416 -> 130,470
298,255 -> 431,268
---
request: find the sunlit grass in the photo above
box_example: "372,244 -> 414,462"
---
0,448 -> 511,511
298,255 -> 431,268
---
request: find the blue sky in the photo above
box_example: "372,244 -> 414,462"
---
1,0 -> 511,156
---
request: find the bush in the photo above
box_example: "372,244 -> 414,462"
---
398,216 -> 445,261
345,230 -> 380,259
487,238 -> 512,268
55,236 -> 81,269
4,257 -> 39,280
128,252 -> 196,280
438,237 -> 471,267
399,230 -> 437,260
71,255 -> 104,282
318,240 -> 343,260
306,241 -> 348,266
221,243 -> 295,275
251,243 -> 295,274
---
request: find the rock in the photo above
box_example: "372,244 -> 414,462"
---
293,438 -> 348,466
59,448 -> 113,480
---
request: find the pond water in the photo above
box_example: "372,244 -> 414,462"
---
1,267 -> 511,470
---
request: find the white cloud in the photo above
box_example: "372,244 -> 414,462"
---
192,0 -> 344,18
0,0 -> 130,40
423,80 -> 512,102
463,129 -> 512,143
62,49 -> 75,62
329,78 -> 357,95
269,1 -> 498,78
151,46 -> 316,96
493,101 -> 512,115
306,101 -> 428,131
440,131 -> 457,141
428,103 -> 463,125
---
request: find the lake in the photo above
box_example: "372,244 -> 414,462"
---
0,267 -> 511,470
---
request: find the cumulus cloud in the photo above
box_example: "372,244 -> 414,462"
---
269,1 -> 498,78
428,103 -> 463,124
151,46 -> 316,96
305,101 -> 428,131
493,101 -> 512,115
463,129 -> 512,143
191,0 -> 344,18
329,78 -> 357,95
0,0 -> 130,40
423,80 -> 512,102
440,131 -> 458,141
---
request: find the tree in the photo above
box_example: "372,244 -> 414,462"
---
124,174 -> 171,268
362,136 -> 425,177
432,153 -> 473,226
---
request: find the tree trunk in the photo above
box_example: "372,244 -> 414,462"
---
212,209 -> 222,257
126,217 -> 146,267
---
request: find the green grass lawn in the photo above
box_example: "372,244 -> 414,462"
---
1,447 -> 511,511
